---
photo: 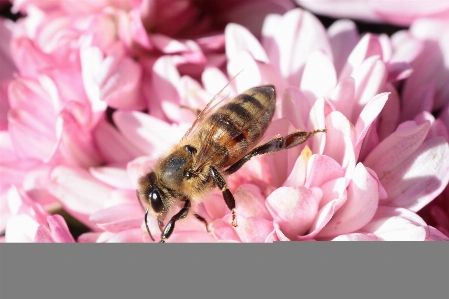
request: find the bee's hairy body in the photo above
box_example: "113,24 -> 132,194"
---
138,86 -> 275,213
137,85 -> 326,242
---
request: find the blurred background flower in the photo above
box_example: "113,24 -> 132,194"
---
0,0 -> 448,242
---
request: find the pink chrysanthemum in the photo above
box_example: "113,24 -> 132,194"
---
1,3 -> 448,242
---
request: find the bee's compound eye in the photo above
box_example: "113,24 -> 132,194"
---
149,189 -> 164,213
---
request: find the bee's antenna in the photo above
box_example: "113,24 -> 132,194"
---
144,209 -> 156,242
137,189 -> 156,242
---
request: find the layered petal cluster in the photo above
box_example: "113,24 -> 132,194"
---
1,3 -> 448,242
0,0 -> 293,242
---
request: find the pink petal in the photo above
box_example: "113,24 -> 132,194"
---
113,111 -> 183,158
150,34 -> 191,53
151,56 -> 182,122
54,107 -> 103,168
364,121 -> 430,177
351,56 -> 387,122
100,55 -> 144,110
92,118 -> 144,164
354,92 -> 389,158
262,8 -> 332,86
304,154 -> 345,188
89,203 -> 142,233
35,214 -> 75,243
8,78 -> 58,161
298,192 -> 346,240
89,166 -> 133,190
234,184 -> 271,220
317,163 -> 380,237
361,206 -> 428,241
318,177 -> 347,210
266,186 -> 319,238
327,19 -> 360,76
212,218 -> 241,242
282,147 -> 310,188
332,233 -> 378,241
376,83 -> 401,141
425,226 -> 449,241
106,228 -> 146,243
400,83 -> 434,122
5,214 -> 39,242
322,111 -> 357,177
48,166 -> 111,228
78,232 -> 102,243
226,214 -> 275,243
164,231 -> 217,243
225,23 -> 269,63
328,77 -> 356,119
281,86 -> 312,130
300,51 -> 337,100
382,137 -> 449,211
339,33 -> 383,80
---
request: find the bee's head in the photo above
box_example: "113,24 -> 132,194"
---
137,172 -> 167,215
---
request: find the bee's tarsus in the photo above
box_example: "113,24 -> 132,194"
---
231,210 -> 237,227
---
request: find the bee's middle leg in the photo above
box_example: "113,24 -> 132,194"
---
210,166 -> 237,227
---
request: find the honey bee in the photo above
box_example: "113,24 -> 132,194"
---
136,84 -> 326,242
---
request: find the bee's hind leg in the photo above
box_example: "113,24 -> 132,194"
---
224,129 -> 326,175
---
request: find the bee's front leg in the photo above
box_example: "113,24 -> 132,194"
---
210,166 -> 237,227
159,200 -> 192,243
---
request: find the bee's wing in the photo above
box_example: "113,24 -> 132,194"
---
181,84 -> 231,142
191,92 -> 274,173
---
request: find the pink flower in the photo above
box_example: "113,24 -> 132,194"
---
2,3 -> 448,242
295,0 -> 449,27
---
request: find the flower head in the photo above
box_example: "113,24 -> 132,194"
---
1,3 -> 448,242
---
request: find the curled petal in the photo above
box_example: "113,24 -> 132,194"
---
317,163 -> 380,237
364,120 -> 430,176
266,186 -> 319,238
304,154 -> 345,188
381,137 -> 449,211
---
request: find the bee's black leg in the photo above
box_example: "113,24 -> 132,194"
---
210,166 -> 237,227
225,129 -> 326,175
159,200 -> 192,243
193,213 -> 210,232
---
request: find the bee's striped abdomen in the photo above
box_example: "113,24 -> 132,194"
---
194,85 -> 276,169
